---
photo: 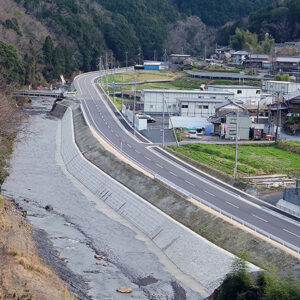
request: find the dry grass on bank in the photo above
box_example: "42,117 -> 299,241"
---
0,196 -> 75,300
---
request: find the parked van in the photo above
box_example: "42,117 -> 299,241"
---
188,130 -> 197,139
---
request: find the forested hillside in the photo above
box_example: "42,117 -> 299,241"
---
217,0 -> 300,46
172,0 -> 272,26
0,0 -> 297,86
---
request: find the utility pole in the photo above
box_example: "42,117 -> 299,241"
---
275,92 -> 280,142
154,49 -> 157,61
234,108 -> 239,179
99,56 -> 102,86
110,52 -> 113,70
256,99 -> 260,124
105,52 -> 109,88
133,76 -> 136,134
164,93 -> 179,146
125,51 -> 128,70
162,91 -> 165,147
121,74 -> 124,111
113,57 -> 116,103
163,49 -> 168,68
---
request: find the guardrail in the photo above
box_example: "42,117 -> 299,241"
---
155,174 -> 300,255
79,68 -> 300,256
80,102 -> 154,176
14,90 -> 63,98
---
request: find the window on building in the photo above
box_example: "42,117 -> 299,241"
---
256,90 -> 261,94
237,90 -> 242,94
150,105 -> 154,109
229,130 -> 236,135
198,96 -> 203,98
210,96 -> 216,99
197,105 -> 202,109
203,105 -> 209,109
168,105 -> 172,109
181,104 -> 188,109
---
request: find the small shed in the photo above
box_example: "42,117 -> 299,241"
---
144,61 -> 162,70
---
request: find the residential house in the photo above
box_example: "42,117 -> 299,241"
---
243,54 -> 270,69
231,51 -> 249,65
274,56 -> 300,76
208,100 -> 251,139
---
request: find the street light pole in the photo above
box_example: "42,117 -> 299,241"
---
275,92 -> 280,142
162,91 -> 165,147
133,76 -> 136,134
234,108 -> 239,179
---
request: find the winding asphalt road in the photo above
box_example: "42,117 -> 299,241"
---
73,69 -> 300,254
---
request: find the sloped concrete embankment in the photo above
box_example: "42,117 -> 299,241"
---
62,106 -> 299,293
70,106 -> 299,271
61,108 -> 241,294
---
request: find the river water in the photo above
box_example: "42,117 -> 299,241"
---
2,98 -> 204,300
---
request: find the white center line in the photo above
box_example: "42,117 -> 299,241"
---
156,163 -> 163,169
185,180 -> 195,187
226,201 -> 239,209
204,190 -> 215,197
252,214 -> 268,223
127,144 -> 132,148
169,171 -> 177,177
135,150 -> 141,154
145,156 -> 151,161
283,228 -> 300,238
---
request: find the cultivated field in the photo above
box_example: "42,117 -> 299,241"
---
169,141 -> 300,177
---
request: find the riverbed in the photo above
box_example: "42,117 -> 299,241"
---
2,98 -> 204,300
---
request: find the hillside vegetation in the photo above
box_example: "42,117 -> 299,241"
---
217,0 -> 300,46
172,0 -> 272,27
0,0 -> 277,85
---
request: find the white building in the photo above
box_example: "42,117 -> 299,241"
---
141,89 -> 234,118
263,80 -> 300,95
208,85 -> 262,105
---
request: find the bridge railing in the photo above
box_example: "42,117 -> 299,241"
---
14,90 -> 63,98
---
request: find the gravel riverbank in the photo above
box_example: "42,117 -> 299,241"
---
2,98 -> 204,299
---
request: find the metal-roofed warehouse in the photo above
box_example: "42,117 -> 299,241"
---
141,89 -> 234,117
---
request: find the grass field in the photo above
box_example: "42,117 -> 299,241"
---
109,96 -> 133,111
169,142 -> 300,177
101,70 -> 179,84
120,77 -> 207,91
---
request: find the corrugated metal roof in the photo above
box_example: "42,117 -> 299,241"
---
142,89 -> 234,95
247,54 -> 269,59
170,54 -> 191,57
283,90 -> 300,101
233,51 -> 248,55
189,72 -> 263,80
276,56 -> 300,63
208,85 -> 261,89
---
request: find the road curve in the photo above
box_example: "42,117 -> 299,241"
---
73,70 -> 300,254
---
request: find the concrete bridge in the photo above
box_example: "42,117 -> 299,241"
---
14,90 -> 63,98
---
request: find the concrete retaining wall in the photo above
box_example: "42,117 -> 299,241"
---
60,108 -> 241,293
